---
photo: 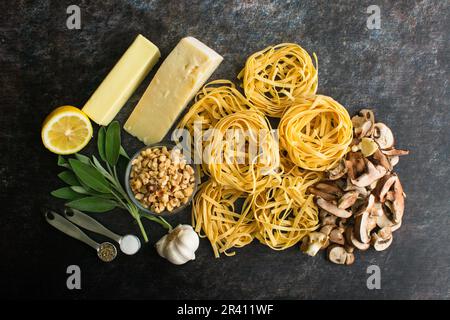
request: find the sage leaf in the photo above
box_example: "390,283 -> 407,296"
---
120,146 -> 130,159
97,127 -> 107,161
92,155 -> 111,179
70,186 -> 90,194
58,171 -> 79,186
51,187 -> 84,200
57,155 -> 70,168
69,159 -> 111,193
105,121 -> 121,166
75,153 -> 91,164
66,197 -> 117,213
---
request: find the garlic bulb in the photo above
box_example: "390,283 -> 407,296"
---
155,224 -> 199,265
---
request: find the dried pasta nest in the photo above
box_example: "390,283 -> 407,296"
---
238,43 -> 318,117
279,95 -> 353,172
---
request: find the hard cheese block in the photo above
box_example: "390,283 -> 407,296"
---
124,37 -> 223,144
82,34 -> 160,125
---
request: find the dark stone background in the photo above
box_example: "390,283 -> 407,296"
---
1,0 -> 449,299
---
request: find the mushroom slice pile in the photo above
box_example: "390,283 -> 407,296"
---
301,109 -> 409,265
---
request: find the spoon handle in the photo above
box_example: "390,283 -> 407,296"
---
45,210 -> 99,250
64,208 -> 121,242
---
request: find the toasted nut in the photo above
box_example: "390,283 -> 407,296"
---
129,146 -> 195,214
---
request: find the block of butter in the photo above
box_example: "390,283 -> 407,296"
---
124,37 -> 223,144
82,34 -> 160,125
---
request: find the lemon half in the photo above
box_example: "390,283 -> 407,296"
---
41,106 -> 93,155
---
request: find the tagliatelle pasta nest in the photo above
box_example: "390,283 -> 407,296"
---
203,110 -> 281,194
279,95 -> 353,172
192,180 -> 256,258
238,43 -> 318,117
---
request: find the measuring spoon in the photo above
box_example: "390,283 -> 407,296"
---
64,208 -> 141,255
45,210 -> 117,262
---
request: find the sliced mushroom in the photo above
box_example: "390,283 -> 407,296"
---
351,161 -> 387,188
360,109 -> 375,124
355,120 -> 373,138
308,187 -> 336,201
354,211 -> 373,244
391,220 -> 402,232
376,211 -> 395,229
382,148 -> 409,156
328,160 -> 348,180
316,198 -> 352,218
320,225 -> 335,236
352,109 -> 375,138
327,245 -> 348,264
315,182 -> 342,196
378,226 -> 392,240
345,226 -> 370,251
392,178 -> 405,223
345,252 -> 355,265
372,149 -> 392,171
344,177 -> 370,197
371,232 -> 393,251
373,123 -> 394,149
389,156 -> 399,167
374,174 -> 397,202
329,227 -> 345,245
300,232 -> 328,257
385,191 -> 395,202
338,191 -> 359,209
320,210 -> 338,226
327,245 -> 354,265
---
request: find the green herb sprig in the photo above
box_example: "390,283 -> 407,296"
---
51,121 -> 172,242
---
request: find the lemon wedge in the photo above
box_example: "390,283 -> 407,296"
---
360,137 -> 378,157
41,106 -> 93,155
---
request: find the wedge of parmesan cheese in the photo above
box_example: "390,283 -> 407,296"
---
124,37 -> 223,144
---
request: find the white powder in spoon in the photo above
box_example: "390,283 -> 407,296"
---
119,235 -> 141,255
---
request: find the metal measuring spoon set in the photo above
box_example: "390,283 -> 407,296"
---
44,208 -> 141,262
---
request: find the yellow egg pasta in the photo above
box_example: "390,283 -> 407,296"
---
245,174 -> 321,250
204,110 -> 281,194
238,43 -> 318,117
192,180 -> 256,257
279,95 -> 353,171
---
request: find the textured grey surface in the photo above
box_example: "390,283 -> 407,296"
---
0,0 -> 449,299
